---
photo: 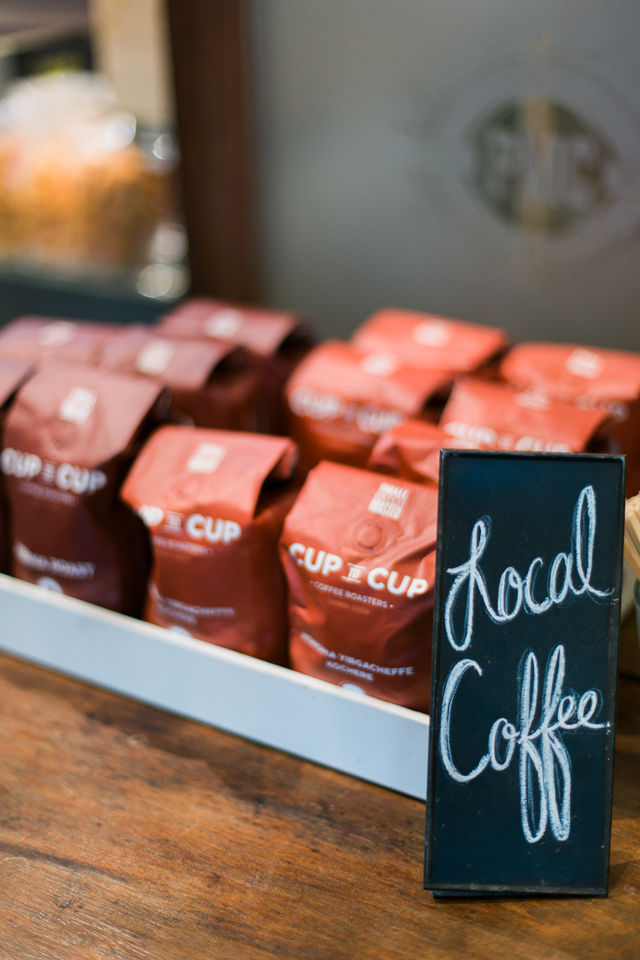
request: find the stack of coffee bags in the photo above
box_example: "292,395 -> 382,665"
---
438,377 -> 612,454
1,364 -> 170,614
501,343 -> 640,496
280,461 -> 438,711
286,342 -> 453,470
122,427 -> 299,663
157,298 -> 315,434
287,308 -> 508,471
351,308 -> 509,376
0,316 -> 114,367
98,325 -> 265,432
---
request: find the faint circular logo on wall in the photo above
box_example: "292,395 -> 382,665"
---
417,46 -> 640,277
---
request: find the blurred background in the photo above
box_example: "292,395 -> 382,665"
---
0,0 -> 638,346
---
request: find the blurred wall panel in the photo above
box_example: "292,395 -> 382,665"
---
252,1 -> 640,346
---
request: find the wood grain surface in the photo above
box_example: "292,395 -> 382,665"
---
0,621 -> 638,960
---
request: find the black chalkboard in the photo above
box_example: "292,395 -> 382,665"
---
424,452 -> 625,897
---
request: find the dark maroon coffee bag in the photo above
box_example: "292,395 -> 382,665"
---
99,325 -> 264,431
0,316 -> 114,366
2,363 -> 168,614
158,298 -> 315,433
0,358 -> 35,571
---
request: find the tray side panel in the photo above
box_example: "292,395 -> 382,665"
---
0,575 -> 429,799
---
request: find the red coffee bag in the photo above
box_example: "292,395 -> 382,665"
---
99,325 -> 264,431
367,419 -> 469,485
0,316 -> 114,366
351,308 -> 509,374
2,363 -> 168,613
121,427 -> 299,663
501,343 -> 640,494
280,461 -> 438,712
286,341 -> 452,471
158,298 -> 315,433
0,358 -> 35,571
440,377 -> 610,454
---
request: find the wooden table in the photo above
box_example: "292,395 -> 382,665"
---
0,621 -> 639,960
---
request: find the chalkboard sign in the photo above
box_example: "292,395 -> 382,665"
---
425,452 -> 625,896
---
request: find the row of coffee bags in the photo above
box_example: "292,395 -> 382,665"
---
0,359 -> 436,711
0,303 -> 315,435
2,298 -> 640,719
286,307 -> 640,496
121,429 -> 437,712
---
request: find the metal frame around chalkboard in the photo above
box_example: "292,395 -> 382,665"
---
0,574 -> 430,800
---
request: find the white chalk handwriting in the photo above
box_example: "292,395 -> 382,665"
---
444,485 -> 611,652
439,644 -> 608,843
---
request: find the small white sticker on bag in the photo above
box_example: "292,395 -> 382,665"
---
367,482 -> 409,520
135,339 -> 175,375
59,387 -> 97,425
186,442 -> 226,474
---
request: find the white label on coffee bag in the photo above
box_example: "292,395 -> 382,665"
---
135,339 -> 175,375
39,321 -> 77,347
412,320 -> 452,348
204,310 -> 244,339
186,443 -> 226,474
367,482 -> 409,520
59,387 -> 97,425
565,348 -> 604,380
359,352 -> 400,378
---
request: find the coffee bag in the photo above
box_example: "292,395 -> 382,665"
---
0,316 -> 114,366
2,363 -> 168,613
158,298 -> 315,433
121,427 -> 298,663
0,358 -> 35,571
351,308 -> 509,374
367,419 -> 469,485
99,325 -> 264,431
286,341 -> 452,471
501,343 -> 640,494
440,377 -> 610,454
280,461 -> 438,712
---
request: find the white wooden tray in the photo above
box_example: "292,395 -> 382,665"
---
0,574 -> 429,800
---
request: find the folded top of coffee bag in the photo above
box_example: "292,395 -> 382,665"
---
501,342 -> 640,402
5,362 -> 169,470
351,308 -> 509,373
440,377 -> 611,453
0,316 -> 114,367
367,419 -> 469,484
286,340 -> 453,470
123,426 -> 298,525
157,297 -> 314,359
99,325 -> 265,432
99,325 -> 244,390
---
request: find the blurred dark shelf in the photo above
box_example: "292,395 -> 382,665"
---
0,264 -> 182,326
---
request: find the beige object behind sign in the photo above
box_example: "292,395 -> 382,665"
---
89,0 -> 174,127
